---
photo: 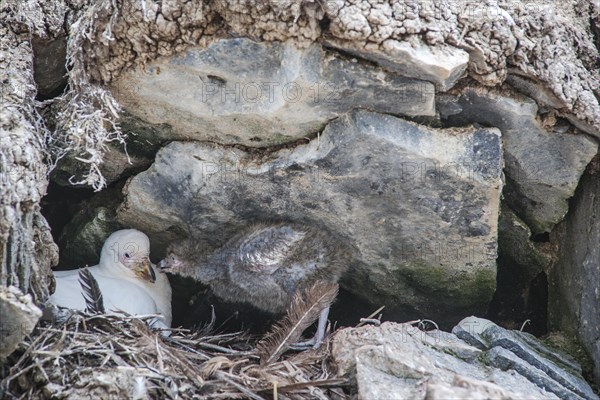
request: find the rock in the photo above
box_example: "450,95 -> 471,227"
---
331,319 -> 597,400
496,205 -> 551,286
563,115 -> 600,141
51,144 -> 145,188
451,316 -> 598,399
439,88 -> 598,234
58,204 -> 122,268
453,317 -> 583,371
110,38 -> 435,147
424,377 -> 519,400
0,286 -> 42,358
451,315 -> 495,350
117,110 -> 502,326
505,74 -> 600,141
325,37 -> 469,91
549,160 -> 600,385
54,182 -> 184,268
487,328 -> 590,395
485,330 -> 593,397
507,1 -> 600,138
50,112 -> 163,187
487,347 -> 588,400
505,73 -> 566,110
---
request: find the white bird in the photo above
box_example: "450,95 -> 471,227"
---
47,229 -> 172,331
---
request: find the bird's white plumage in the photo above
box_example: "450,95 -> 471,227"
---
48,229 -> 172,329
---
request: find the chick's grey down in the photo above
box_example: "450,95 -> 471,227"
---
160,223 -> 348,315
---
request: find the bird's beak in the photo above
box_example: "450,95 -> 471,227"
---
134,257 -> 156,283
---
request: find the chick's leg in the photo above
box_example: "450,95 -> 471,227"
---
290,306 -> 330,350
313,306 -> 330,347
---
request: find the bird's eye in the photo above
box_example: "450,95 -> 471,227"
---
124,253 -> 131,259
170,255 -> 176,261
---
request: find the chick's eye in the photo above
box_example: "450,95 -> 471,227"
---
124,253 -> 131,259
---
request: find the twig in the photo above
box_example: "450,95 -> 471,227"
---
155,336 -> 165,373
162,337 -> 211,360
358,318 -> 381,326
356,305 -> 385,327
417,319 -> 439,331
196,342 -> 254,356
520,319 -> 531,332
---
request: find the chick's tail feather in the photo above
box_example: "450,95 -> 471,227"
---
257,281 -> 339,364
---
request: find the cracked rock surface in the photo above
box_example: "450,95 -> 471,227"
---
439,87 -> 598,234
333,317 -> 598,400
111,38 -> 435,147
549,161 -> 600,386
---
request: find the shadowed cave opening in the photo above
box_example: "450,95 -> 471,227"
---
40,176 -> 550,337
168,274 -> 378,333
40,182 -> 378,333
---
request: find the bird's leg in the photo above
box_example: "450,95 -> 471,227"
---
313,306 -> 330,347
290,306 -> 330,350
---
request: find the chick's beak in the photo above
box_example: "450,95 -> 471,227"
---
158,257 -> 179,272
134,257 -> 156,283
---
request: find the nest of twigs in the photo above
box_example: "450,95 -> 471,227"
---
0,313 -> 350,399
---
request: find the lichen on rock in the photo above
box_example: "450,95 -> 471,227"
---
0,8 -> 59,302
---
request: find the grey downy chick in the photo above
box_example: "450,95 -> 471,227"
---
159,223 -> 348,347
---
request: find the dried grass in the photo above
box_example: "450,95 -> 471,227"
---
0,312 -> 350,399
44,0 -> 128,192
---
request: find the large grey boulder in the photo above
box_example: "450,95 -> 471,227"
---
110,38 -> 435,148
549,162 -> 600,386
116,110 -> 502,326
439,88 -> 598,234
332,318 -> 598,400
